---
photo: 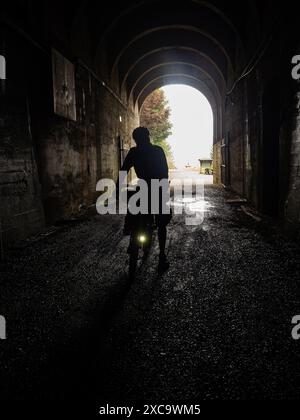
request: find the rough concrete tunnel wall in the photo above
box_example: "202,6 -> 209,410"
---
0,20 -> 139,244
0,99 -> 45,243
225,82 -> 246,196
35,65 -> 138,225
281,82 -> 300,235
224,29 -> 300,238
0,27 -> 45,244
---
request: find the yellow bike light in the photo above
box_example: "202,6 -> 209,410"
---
138,234 -> 147,244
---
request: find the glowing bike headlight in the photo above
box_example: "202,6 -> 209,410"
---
137,234 -> 147,244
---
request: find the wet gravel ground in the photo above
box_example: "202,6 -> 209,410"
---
1,185 -> 300,400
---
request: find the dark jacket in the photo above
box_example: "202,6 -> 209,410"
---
121,143 -> 169,182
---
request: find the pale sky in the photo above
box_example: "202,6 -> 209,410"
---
162,85 -> 213,169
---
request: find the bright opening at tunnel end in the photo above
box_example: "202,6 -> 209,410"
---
162,85 -> 214,170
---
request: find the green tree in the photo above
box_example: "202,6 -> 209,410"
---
140,89 -> 176,168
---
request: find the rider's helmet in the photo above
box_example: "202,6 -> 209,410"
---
132,127 -> 150,146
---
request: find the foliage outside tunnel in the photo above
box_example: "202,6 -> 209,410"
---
140,89 -> 176,169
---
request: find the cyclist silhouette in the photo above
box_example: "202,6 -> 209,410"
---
119,127 -> 171,271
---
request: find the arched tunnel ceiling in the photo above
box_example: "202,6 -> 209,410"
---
133,63 -> 220,106
67,0 -> 260,142
116,28 -> 229,84
106,1 -> 239,71
138,75 -> 218,112
81,0 -> 260,113
85,1 -> 260,52
92,0 -> 260,59
124,48 -> 226,98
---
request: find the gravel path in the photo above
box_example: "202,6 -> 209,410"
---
1,185 -> 300,400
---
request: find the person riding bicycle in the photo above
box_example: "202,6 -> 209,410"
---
119,126 -> 171,271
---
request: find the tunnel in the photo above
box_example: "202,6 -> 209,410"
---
1,0 -> 300,403
1,0 -> 300,239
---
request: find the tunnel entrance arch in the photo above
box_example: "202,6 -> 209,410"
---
138,78 -> 220,145
139,83 -> 215,175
